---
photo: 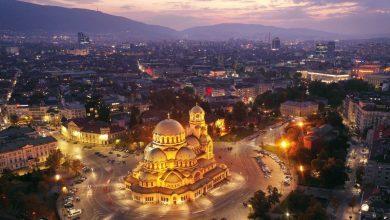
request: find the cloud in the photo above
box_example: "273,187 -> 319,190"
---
22,0 -> 390,35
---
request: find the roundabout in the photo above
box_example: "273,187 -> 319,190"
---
57,107 -> 293,220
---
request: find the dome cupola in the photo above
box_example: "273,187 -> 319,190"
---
175,146 -> 196,161
152,116 -> 186,146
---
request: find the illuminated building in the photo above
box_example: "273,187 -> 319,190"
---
61,118 -> 126,145
315,43 -> 328,57
280,101 -> 318,117
0,127 -> 57,171
60,102 -> 86,120
66,48 -> 89,56
271,37 -> 281,51
343,94 -> 390,132
124,105 -> 230,204
300,70 -> 350,83
352,64 -> 382,78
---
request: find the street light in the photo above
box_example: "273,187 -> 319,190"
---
298,121 -> 304,128
299,165 -> 304,173
55,174 -> 61,181
280,140 -> 289,149
286,212 -> 290,219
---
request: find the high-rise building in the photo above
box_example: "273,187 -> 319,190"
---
271,37 -> 281,50
77,32 -> 90,45
315,43 -> 328,57
327,41 -> 336,55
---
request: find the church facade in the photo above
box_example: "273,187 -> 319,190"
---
124,105 -> 230,205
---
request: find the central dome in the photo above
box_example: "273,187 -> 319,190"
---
152,118 -> 186,146
153,119 -> 185,136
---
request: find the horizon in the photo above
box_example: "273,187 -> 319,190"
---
21,0 -> 390,36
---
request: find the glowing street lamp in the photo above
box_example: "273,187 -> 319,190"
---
298,121 -> 304,128
299,165 -> 304,173
280,140 -> 289,149
55,174 -> 61,182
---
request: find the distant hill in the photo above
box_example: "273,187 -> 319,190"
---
181,23 -> 345,41
0,0 -> 351,41
0,0 -> 178,40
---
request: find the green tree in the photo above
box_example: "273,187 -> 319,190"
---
248,190 -> 271,220
233,101 -> 247,122
267,186 -> 282,205
129,106 -> 140,128
45,149 -> 63,172
9,114 -> 19,126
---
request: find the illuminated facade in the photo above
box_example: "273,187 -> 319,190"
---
124,105 -> 230,205
280,101 -> 319,117
61,118 -> 126,145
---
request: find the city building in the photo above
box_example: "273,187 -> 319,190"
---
0,127 -> 58,171
300,70 -> 350,83
61,102 -> 86,120
271,37 -> 281,51
315,43 -> 328,57
343,93 -> 390,132
363,139 -> 390,186
353,64 -> 382,78
124,105 -> 230,204
6,104 -> 49,123
66,48 -> 89,56
363,73 -> 390,89
280,101 -> 319,117
303,124 -> 336,150
61,118 -> 126,145
77,32 -> 90,45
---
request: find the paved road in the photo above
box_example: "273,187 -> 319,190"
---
56,129 -> 293,220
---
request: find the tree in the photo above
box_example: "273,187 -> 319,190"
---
45,149 -> 63,172
9,114 -> 18,126
267,186 -> 282,205
304,201 -> 328,220
248,190 -> 271,220
232,101 -> 247,122
129,106 -> 140,128
71,159 -> 83,173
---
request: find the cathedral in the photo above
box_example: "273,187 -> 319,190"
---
124,105 -> 230,205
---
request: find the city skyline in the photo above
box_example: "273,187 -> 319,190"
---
21,0 -> 390,35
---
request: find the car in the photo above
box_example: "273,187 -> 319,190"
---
109,151 -> 113,154
67,209 -> 82,218
116,154 -> 121,157
122,155 -> 128,158
64,203 -> 73,209
72,217 -> 81,220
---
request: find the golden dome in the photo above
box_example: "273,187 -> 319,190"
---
190,105 -> 205,114
176,146 -> 196,160
187,136 -> 200,148
145,148 -> 167,162
153,119 -> 185,137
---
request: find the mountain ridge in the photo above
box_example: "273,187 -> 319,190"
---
0,0 -> 370,41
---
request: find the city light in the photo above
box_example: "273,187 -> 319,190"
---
280,140 -> 289,149
55,174 -> 61,181
298,121 -> 304,128
299,165 -> 304,172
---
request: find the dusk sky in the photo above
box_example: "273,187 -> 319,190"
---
23,0 -> 390,35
